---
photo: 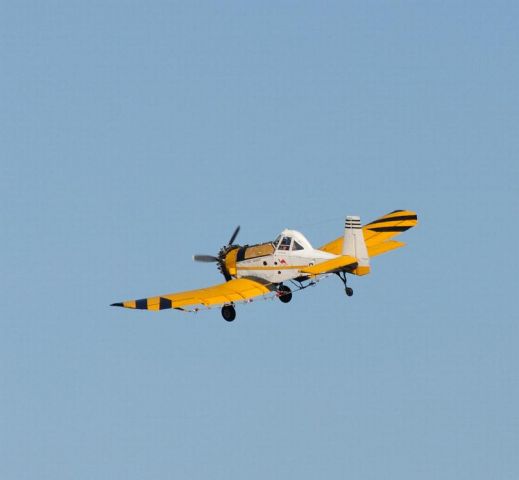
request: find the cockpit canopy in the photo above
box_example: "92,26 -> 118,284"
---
273,229 -> 313,252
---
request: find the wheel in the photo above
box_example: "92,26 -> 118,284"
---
221,304 -> 236,321
345,287 -> 353,297
277,285 -> 292,303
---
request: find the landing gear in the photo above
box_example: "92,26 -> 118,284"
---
221,304 -> 236,322
277,285 -> 292,303
336,272 -> 354,297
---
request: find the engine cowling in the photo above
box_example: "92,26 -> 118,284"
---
222,247 -> 239,278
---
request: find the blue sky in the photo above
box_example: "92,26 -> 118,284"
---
1,1 -> 518,478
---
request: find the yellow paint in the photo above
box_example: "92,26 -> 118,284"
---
368,240 -> 405,257
146,298 -> 160,311
225,248 -> 239,276
114,278 -> 272,311
352,265 -> 370,276
300,256 -> 357,275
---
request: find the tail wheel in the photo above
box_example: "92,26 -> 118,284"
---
221,304 -> 236,322
277,285 -> 292,303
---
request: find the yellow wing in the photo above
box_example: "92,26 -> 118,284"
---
299,255 -> 358,276
319,210 -> 418,257
111,278 -> 274,311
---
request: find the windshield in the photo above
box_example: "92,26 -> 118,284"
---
292,240 -> 304,251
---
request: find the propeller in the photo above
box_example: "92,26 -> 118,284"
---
193,225 -> 241,281
193,255 -> 219,263
227,225 -> 240,246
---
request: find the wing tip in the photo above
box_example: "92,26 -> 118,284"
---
110,302 -> 124,307
365,210 -> 418,230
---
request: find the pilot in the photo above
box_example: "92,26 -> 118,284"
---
278,237 -> 291,251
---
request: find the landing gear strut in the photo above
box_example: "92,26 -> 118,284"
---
277,284 -> 292,303
336,272 -> 353,297
221,304 -> 236,321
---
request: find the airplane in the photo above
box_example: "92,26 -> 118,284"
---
111,210 -> 418,321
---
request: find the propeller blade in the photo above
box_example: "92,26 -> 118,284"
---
228,225 -> 240,246
193,255 -> 219,263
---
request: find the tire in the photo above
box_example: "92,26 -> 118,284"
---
345,287 -> 353,297
221,304 -> 236,321
277,285 -> 292,303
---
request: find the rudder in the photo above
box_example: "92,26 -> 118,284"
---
342,216 -> 370,275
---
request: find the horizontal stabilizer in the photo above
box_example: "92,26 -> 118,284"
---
319,210 -> 417,258
368,240 -> 406,257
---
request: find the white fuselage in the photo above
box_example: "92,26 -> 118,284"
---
234,229 -> 336,283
